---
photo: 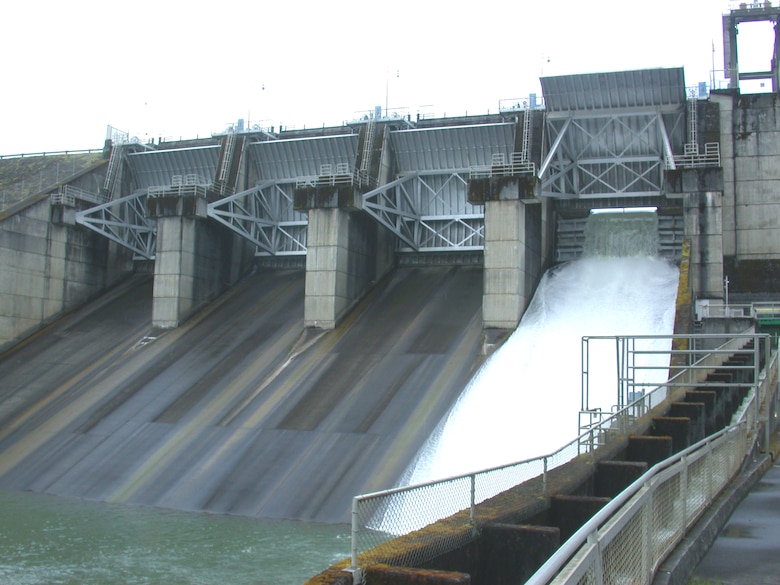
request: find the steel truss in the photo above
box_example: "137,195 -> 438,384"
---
540,109 -> 683,199
76,190 -> 157,259
361,171 -> 484,252
207,181 -> 307,256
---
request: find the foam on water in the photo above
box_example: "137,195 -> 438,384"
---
403,217 -> 679,486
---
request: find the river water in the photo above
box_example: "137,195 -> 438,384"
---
0,490 -> 348,585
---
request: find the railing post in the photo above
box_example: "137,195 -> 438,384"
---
543,457 -> 548,496
707,439 -> 714,500
681,455 -> 688,528
642,486 -> 653,583
470,473 -> 476,530
350,497 -> 360,573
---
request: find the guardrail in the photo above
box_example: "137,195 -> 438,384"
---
469,152 -> 536,179
579,333 -> 762,435
667,143 -> 721,169
349,332 -> 772,579
696,300 -> 780,321
147,174 -> 211,198
50,184 -> 106,206
528,345 -> 777,585
528,421 -> 749,585
295,163 -> 354,189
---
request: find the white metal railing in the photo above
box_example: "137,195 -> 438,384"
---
696,300 -> 780,321
295,164 -> 354,189
579,332 -> 761,426
50,184 -> 106,206
469,152 -> 536,179
528,420 -> 750,585
146,174 -> 210,198
348,333 -> 774,580
531,343 -> 778,585
730,1 -> 775,10
667,142 -> 721,169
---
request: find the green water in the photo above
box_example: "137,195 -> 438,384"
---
0,491 -> 349,585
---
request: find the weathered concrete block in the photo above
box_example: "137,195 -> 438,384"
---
304,295 -> 337,328
627,435 -> 674,467
306,245 -> 339,272
651,417 -> 692,452
365,565 -> 470,585
152,297 -> 179,329
669,402 -> 706,443
485,203 -> 522,241
475,524 -> 559,585
484,240 -> 523,268
684,391 -> 720,435
595,461 -> 648,498
153,274 -> 180,298
482,295 -> 523,329
550,495 -> 611,542
484,267 -> 521,295
306,270 -> 337,296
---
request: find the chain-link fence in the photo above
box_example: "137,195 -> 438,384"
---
349,332 -> 775,579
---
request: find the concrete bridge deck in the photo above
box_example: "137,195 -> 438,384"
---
0,264 -> 484,524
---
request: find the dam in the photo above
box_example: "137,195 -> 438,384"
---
2,5 -> 780,582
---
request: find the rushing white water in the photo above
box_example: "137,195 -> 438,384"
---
403,213 -> 679,486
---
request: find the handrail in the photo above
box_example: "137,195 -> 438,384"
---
526,421 -> 749,585
666,142 -> 720,169
469,152 -> 536,179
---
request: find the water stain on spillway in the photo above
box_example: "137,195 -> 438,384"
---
0,266 -> 485,523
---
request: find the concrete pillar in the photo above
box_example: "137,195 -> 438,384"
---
482,199 -> 541,329
304,208 -> 351,329
149,194 -> 237,328
303,208 -> 386,329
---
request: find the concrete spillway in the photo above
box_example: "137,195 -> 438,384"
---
0,265 -> 484,524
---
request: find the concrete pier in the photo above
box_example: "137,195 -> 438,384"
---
148,192 -> 251,328
481,199 -> 542,329
303,208 -> 389,329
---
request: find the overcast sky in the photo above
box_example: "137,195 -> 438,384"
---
1,0 -> 773,154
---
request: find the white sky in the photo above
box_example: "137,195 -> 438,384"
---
0,0 -> 774,154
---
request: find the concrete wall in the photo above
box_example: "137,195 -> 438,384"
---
714,91 -> 780,294
684,191 -> 724,298
0,196 -> 133,351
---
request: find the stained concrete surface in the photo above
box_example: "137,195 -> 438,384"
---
0,265 -> 485,524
